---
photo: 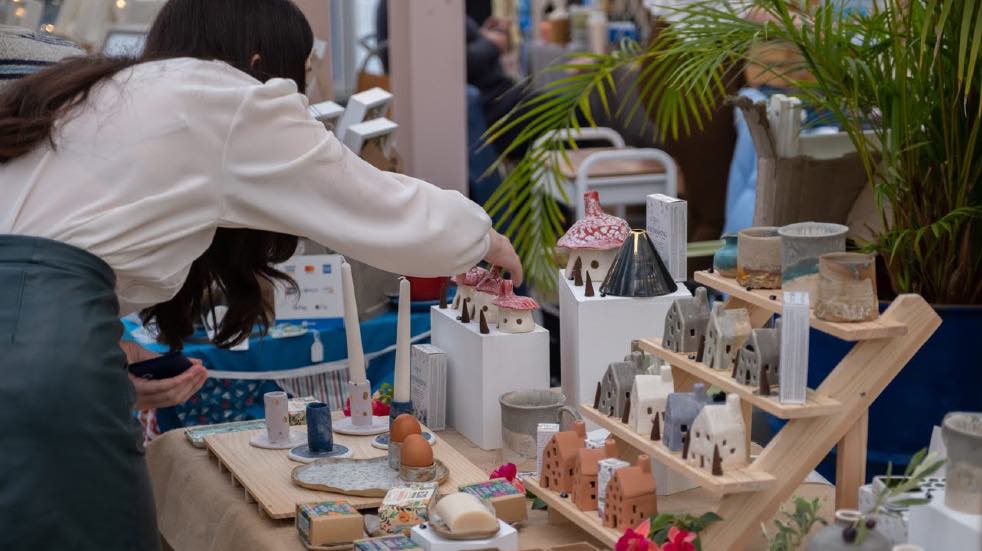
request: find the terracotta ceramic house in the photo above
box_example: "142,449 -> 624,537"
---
539,420 -> 587,493
557,191 -> 630,284
662,287 -> 711,355
686,394 -> 748,474
571,439 -> 618,511
628,368 -> 674,437
471,268 -> 504,324
734,323 -> 781,392
451,266 -> 488,311
597,351 -> 647,418
702,303 -> 752,373
493,280 -> 539,334
663,383 -> 709,452
602,454 -> 658,531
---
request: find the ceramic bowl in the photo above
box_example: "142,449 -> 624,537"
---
736,227 -> 782,289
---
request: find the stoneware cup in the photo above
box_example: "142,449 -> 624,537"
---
942,412 -> 982,515
778,221 -> 848,298
815,252 -> 879,322
499,389 -> 581,463
305,402 -> 333,453
737,227 -> 782,289
264,391 -> 291,445
713,233 -> 739,278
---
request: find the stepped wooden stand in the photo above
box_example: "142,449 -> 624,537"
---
535,270 -> 940,550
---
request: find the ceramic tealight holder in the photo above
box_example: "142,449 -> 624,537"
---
250,391 -> 306,449
737,227 -> 782,289
814,252 -> 878,322
778,222 -> 848,298
289,403 -> 351,463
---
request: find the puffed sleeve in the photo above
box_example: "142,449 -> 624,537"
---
219,78 -> 492,276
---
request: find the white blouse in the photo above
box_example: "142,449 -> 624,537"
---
0,58 -> 492,315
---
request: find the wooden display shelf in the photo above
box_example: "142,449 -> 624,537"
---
521,476 -> 622,548
637,338 -> 842,419
579,405 -> 776,495
694,270 -> 907,341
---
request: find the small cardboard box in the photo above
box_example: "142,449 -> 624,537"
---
458,478 -> 528,524
296,500 -> 363,546
378,483 -> 438,535
354,534 -> 422,550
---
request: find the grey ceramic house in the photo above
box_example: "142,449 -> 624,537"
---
662,287 -> 711,354
598,351 -> 648,417
663,383 -> 709,452
702,303 -> 752,373
734,323 -> 781,392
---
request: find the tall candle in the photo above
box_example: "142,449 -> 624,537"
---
341,262 -> 367,383
393,277 -> 411,403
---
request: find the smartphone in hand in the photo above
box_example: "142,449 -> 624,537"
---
128,351 -> 193,380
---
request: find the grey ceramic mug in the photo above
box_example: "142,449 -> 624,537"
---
499,389 -> 581,460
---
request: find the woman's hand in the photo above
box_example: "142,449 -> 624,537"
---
130,361 -> 208,410
484,229 -> 523,286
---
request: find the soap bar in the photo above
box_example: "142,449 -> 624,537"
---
354,534 -> 422,550
433,492 -> 498,534
378,482 -> 437,535
295,500 -> 363,546
458,478 -> 528,524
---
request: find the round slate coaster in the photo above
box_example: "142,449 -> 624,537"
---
287,443 -> 353,464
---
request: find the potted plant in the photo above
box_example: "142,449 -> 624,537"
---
486,0 -> 981,472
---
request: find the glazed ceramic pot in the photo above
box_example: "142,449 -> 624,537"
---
805,510 -> 890,551
499,389 -> 580,463
815,253 -> 878,322
942,412 -> 982,514
600,230 -> 677,297
778,222 -> 848,298
737,227 -> 782,289
713,233 -> 739,278
306,402 -> 333,452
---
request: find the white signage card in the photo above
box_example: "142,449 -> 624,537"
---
646,194 -> 688,282
274,254 -> 344,321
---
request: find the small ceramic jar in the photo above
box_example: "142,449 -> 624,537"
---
815,253 -> 878,322
942,412 -> 982,514
737,227 -> 782,289
805,510 -> 891,551
778,222 -> 848,298
713,233 -> 739,278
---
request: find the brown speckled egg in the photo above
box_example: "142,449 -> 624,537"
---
389,414 -> 422,443
400,433 -> 434,467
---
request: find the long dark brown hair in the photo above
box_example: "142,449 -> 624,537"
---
0,0 -> 314,349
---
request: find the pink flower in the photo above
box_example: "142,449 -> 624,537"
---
615,525 -> 658,551
490,463 -> 518,482
343,398 -> 351,417
661,527 -> 697,551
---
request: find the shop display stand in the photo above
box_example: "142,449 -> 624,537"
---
529,270 -> 940,550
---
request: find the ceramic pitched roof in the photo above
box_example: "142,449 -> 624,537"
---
669,287 -> 711,321
453,266 -> 488,287
693,395 -> 743,433
493,280 -> 539,310
550,431 -> 584,463
632,372 -> 673,401
557,191 -> 630,251
575,447 -> 610,476
745,327 -> 780,356
612,464 -> 656,498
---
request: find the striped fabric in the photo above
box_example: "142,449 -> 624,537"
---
0,25 -> 83,88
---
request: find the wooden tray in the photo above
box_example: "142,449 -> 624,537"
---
205,421 -> 487,520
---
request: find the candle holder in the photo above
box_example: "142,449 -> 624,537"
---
249,391 -> 305,449
389,400 -> 414,420
333,380 -> 390,435
288,402 -> 351,463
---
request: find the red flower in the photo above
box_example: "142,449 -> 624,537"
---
661,527 -> 697,551
343,398 -> 351,417
372,399 -> 390,417
490,463 -> 518,482
615,525 -> 658,551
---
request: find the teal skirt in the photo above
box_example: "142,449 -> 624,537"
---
0,235 -> 159,550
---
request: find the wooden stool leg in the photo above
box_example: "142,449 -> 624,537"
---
836,412 -> 868,510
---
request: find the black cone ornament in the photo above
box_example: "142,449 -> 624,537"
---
600,229 -> 677,297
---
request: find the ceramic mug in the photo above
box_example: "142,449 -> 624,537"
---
942,412 -> 982,515
737,227 -> 782,289
778,221 -> 848,298
499,389 -> 581,462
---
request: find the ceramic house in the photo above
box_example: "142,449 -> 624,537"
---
451,266 -> 488,311
471,269 -> 504,324
557,191 -> 630,283
702,303 -> 752,373
663,383 -> 709,452
539,420 -> 587,493
627,340 -> 656,371
734,323 -> 781,391
662,287 -> 711,354
685,394 -> 748,474
597,351 -> 647,418
602,454 -> 658,531
628,368 -> 674,438
493,280 -> 539,334
571,439 -> 618,511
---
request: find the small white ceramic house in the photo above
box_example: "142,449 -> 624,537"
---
597,351 -> 647,418
470,269 -> 504,324
493,280 -> 539,334
451,266 -> 488,311
628,367 -> 674,438
734,323 -> 781,391
557,191 -> 630,283
702,303 -> 752,372
685,394 -> 748,475
662,287 -> 711,354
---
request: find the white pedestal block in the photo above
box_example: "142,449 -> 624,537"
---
908,490 -> 982,551
431,306 -> 550,450
559,270 -> 691,408
410,520 -> 518,551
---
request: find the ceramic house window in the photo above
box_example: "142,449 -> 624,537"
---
647,407 -> 653,414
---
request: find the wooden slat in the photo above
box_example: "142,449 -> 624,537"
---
836,412 -> 869,510
555,147 -> 666,179
638,338 -> 843,419
579,406 -> 776,495
694,270 -> 907,341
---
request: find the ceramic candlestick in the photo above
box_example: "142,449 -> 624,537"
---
394,278 -> 411,403
778,222 -> 848,299
737,227 -> 782,289
815,252 -> 879,322
250,391 -> 305,449
389,400 -> 413,421
288,402 -> 351,463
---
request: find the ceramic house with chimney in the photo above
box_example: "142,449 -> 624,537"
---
597,351 -> 647,418
451,266 -> 488,311
628,368 -> 674,439
702,303 -> 752,373
557,191 -> 630,283
539,421 -> 587,493
628,340 -> 656,371
493,280 -> 539,334
602,454 -> 658,531
663,383 -> 709,452
662,287 -> 711,355
734,323 -> 781,393
685,395 -> 748,475
571,439 -> 618,511
470,268 -> 504,324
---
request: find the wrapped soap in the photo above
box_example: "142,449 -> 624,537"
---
536,422 -> 560,474
378,482 -> 437,535
288,396 -> 318,426
354,534 -> 423,550
432,492 -> 498,535
295,500 -> 363,546
597,458 -> 630,516
458,478 -> 528,524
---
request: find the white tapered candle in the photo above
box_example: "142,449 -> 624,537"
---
393,277 -> 411,403
341,262 -> 367,383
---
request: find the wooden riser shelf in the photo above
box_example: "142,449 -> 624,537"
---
521,476 -> 622,548
637,337 -> 842,419
694,270 -> 907,341
579,405 -> 775,495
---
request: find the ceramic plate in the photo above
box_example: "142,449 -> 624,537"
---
249,430 -> 307,450
333,416 -> 390,436
370,431 -> 436,450
185,419 -> 266,448
292,457 -> 449,497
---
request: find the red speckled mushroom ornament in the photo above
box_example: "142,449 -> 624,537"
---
493,280 -> 539,334
557,191 -> 630,283
451,266 -> 488,311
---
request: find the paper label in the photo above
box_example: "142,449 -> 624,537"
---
459,478 -> 521,499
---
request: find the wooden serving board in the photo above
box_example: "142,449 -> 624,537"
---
205,423 -> 488,520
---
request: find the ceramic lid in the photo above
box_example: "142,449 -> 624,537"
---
557,191 -> 630,251
475,268 -> 505,294
492,280 -> 539,310
452,266 -> 488,287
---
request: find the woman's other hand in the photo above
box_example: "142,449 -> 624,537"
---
484,229 -> 523,286
130,360 -> 208,410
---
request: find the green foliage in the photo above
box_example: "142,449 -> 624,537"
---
760,496 -> 827,551
375,383 -> 393,405
648,511 -> 722,551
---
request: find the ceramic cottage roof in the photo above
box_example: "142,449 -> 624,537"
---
453,266 -> 489,287
632,373 -> 673,401
492,280 -> 538,311
475,269 -> 505,294
576,447 -> 609,476
612,465 -> 656,498
557,191 -> 630,251
551,431 -> 584,462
